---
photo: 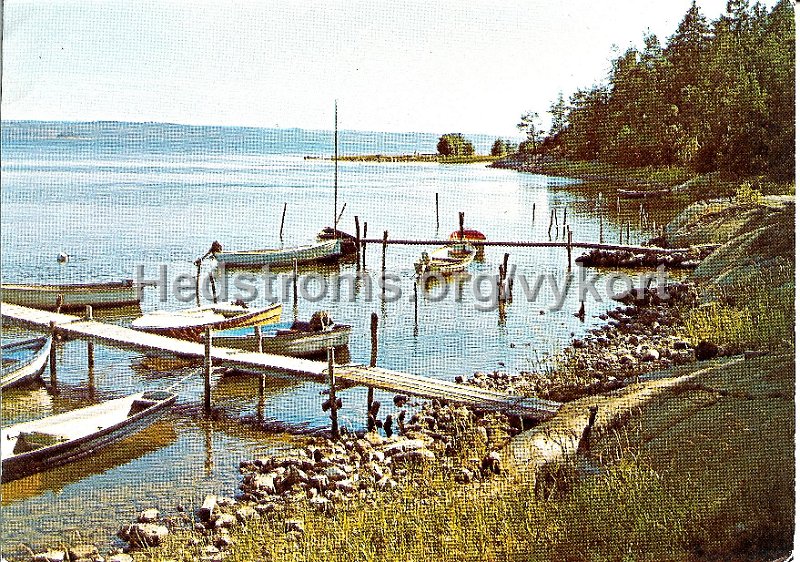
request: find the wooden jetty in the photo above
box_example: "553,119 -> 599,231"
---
1,303 -> 561,420
359,238 -> 707,253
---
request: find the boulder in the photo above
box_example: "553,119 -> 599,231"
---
68,545 -> 98,561
214,513 -> 237,529
284,519 -> 305,534
235,506 -> 258,522
137,508 -> 160,524
32,552 -> 66,562
118,523 -> 169,548
695,340 -> 719,361
324,466 -> 348,482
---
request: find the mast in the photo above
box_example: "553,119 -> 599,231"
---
334,100 -> 339,231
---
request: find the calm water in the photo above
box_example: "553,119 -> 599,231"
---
0,121 -> 646,558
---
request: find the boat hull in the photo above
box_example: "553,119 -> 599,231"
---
317,228 -> 359,254
133,304 -> 282,342
214,325 -> 351,358
1,281 -> 142,311
1,390 -> 176,483
1,337 -> 51,389
215,239 -> 342,268
415,244 -> 477,276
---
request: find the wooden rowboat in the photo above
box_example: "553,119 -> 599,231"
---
131,302 -> 282,342
1,336 -> 51,390
213,321 -> 351,358
317,227 -> 359,255
415,243 -> 477,276
1,280 -> 144,311
214,239 -> 342,268
1,390 -> 176,483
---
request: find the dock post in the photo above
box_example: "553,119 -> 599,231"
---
85,306 -> 95,370
354,216 -> 361,266
381,231 -> 388,295
531,203 -> 535,227
562,206 -> 567,227
55,294 -> 64,314
370,312 -> 379,368
279,202 -> 287,240
194,259 -> 202,307
204,327 -> 212,415
362,222 -> 368,268
548,209 -> 554,238
327,347 -> 339,439
626,222 -> 631,244
599,214 -> 604,243
49,321 -> 58,394
413,280 -> 418,325
458,212 -> 465,240
435,193 -> 439,230
254,325 -> 263,353
292,259 -> 299,320
567,228 -> 573,270
619,223 -> 623,244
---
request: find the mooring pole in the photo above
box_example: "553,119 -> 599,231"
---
435,192 -> 440,230
626,222 -> 631,244
279,202 -> 287,240
413,280 -> 418,325
370,312 -> 379,368
254,325 -> 263,353
458,212 -> 465,240
86,305 -> 96,397
567,228 -> 573,270
354,215 -> 361,266
292,258 -> 299,320
362,222 -> 368,268
204,327 -> 212,415
532,202 -> 536,227
49,321 -> 58,394
599,214 -> 604,244
381,231 -> 388,295
562,206 -> 567,226
327,347 -> 339,439
194,259 -> 202,307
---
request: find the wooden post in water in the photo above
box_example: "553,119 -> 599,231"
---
548,209 -> 554,238
292,259 -> 299,320
435,193 -> 440,230
531,203 -> 536,227
562,206 -> 567,227
254,325 -> 265,396
354,216 -> 361,266
49,321 -> 58,394
599,214 -> 604,243
327,347 -> 339,439
55,294 -> 64,314
619,223 -> 623,244
458,212 -> 465,240
204,327 -> 212,415
279,202 -> 287,240
413,281 -> 418,325
367,311 -> 378,429
85,306 -> 95,370
567,228 -> 573,270
362,222 -> 368,268
626,222 -> 631,244
254,325 -> 263,353
381,231 -> 388,292
370,312 -> 379,368
194,259 -> 202,307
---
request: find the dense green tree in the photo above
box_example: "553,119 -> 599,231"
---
524,0 -> 794,180
437,133 -> 475,156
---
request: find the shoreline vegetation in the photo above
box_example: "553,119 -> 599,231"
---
305,153 -> 501,164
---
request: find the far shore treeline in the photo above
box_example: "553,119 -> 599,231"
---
510,0 -> 794,181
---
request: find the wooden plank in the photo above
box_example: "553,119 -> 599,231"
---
358,239 -> 718,253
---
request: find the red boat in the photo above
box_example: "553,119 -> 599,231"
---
449,229 -> 487,243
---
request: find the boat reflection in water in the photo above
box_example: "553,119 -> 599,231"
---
1,420 -> 177,504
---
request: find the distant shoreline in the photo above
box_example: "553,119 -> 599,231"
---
306,154 -> 502,164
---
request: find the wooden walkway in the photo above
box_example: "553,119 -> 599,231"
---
1,303 -> 561,420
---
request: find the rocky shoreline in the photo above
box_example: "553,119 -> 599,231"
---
28,280 -> 719,561
574,246 -> 717,269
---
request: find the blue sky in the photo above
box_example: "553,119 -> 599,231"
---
2,0 -> 734,136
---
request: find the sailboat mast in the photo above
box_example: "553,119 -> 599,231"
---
334,100 -> 339,231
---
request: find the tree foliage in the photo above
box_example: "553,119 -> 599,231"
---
437,133 -> 475,156
534,0 -> 794,180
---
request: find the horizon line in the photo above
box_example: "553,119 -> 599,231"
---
0,118 -> 523,142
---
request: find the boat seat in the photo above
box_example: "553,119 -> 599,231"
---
13,431 -> 68,454
128,399 -> 156,417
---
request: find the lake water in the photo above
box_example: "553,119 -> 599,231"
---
0,121 -> 646,558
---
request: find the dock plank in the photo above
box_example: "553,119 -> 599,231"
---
1,302 -> 560,419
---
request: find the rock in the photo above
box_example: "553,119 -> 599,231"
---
381,439 -> 426,456
364,431 -> 385,447
214,532 -> 235,549
673,339 -> 692,350
68,545 -> 98,561
118,523 -> 170,548
198,495 -> 218,522
254,502 -> 277,516
137,508 -> 160,524
695,340 -> 719,361
641,348 -> 660,362
572,339 -> 586,348
214,513 -> 237,529
106,555 -> 133,562
247,473 -> 277,495
235,506 -> 258,522
308,473 -> 331,491
455,468 -> 473,483
335,478 -> 356,494
324,466 -> 348,482
284,519 -> 305,534
309,495 -> 332,513
619,354 -> 636,365
32,552 -> 66,562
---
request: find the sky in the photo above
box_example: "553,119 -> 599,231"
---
1,0 -> 738,137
